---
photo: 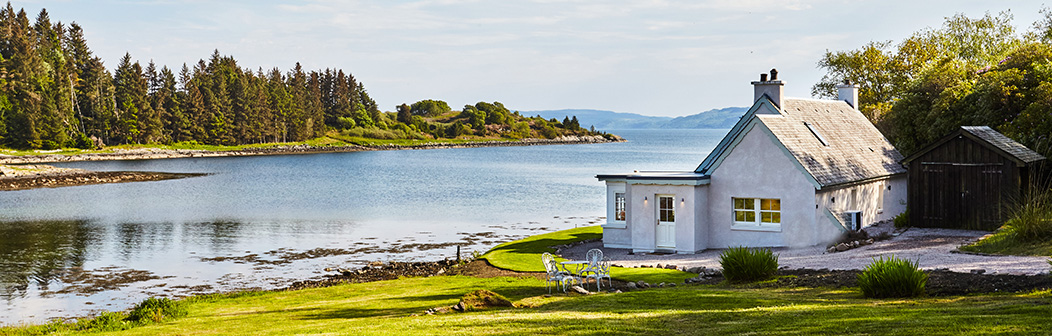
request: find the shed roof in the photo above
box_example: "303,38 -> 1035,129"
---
697,96 -> 906,188
901,126 -> 1046,166
961,126 -> 1046,164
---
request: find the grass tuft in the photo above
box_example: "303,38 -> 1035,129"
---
1006,187 -> 1052,241
857,255 -> 927,298
126,297 -> 188,323
719,246 -> 779,283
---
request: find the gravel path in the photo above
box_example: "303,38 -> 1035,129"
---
562,223 -> 1051,275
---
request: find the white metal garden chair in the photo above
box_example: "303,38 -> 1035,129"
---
542,252 -> 577,293
580,249 -> 605,290
585,258 -> 612,291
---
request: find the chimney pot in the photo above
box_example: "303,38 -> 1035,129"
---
751,68 -> 785,109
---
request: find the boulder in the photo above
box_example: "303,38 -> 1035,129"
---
569,285 -> 591,295
835,243 -> 850,252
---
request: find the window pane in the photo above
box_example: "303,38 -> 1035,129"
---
761,199 -> 771,210
770,199 -> 780,211
615,193 -> 626,221
761,212 -> 772,223
772,212 -> 780,223
735,198 -> 754,210
745,212 -> 755,222
735,211 -> 747,221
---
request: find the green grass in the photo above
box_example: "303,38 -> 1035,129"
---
482,226 -> 696,284
959,226 -> 1052,256
6,275 -> 1050,335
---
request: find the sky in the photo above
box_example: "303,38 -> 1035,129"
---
15,0 -> 1050,117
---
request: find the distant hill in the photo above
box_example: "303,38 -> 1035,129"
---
526,107 -> 747,130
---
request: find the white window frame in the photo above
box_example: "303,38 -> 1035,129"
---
614,192 -> 626,222
877,183 -> 885,214
732,197 -> 782,232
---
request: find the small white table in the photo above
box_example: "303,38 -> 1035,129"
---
559,260 -> 589,276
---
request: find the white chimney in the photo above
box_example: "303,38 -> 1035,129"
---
751,68 -> 784,109
837,79 -> 860,110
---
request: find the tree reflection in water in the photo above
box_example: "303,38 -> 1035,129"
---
0,220 -> 98,300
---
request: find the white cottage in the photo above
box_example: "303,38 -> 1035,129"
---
597,70 -> 907,253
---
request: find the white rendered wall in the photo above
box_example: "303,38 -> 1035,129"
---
706,124 -> 819,248
815,174 -> 908,229
625,184 -> 696,253
602,182 -> 631,249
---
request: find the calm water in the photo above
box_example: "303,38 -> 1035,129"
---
0,129 -> 726,325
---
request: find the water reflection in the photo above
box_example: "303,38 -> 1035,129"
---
0,220 -> 97,299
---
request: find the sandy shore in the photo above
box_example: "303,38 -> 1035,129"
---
0,135 -> 620,165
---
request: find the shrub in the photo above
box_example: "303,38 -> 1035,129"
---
893,210 -> 909,229
126,297 -> 188,323
1006,188 -> 1052,241
719,246 -> 779,282
857,255 -> 927,298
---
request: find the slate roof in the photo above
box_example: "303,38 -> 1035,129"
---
960,126 -> 1045,164
750,98 -> 906,187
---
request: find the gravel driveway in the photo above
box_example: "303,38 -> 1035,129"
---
562,223 -> 1051,275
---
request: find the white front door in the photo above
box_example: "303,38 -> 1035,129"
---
656,195 -> 676,249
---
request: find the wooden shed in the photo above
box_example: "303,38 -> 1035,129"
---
903,126 -> 1046,230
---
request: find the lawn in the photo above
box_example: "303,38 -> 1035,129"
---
31,276 -> 1051,335
481,226 -> 695,284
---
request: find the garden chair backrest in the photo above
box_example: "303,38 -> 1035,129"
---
541,252 -> 557,275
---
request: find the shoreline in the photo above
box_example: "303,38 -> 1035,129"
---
0,135 -> 619,191
0,135 -> 622,165
0,164 -> 206,191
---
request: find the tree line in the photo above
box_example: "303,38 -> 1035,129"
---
813,9 -> 1052,158
0,4 -> 602,150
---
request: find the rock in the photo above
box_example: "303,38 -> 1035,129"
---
863,238 -> 875,245
612,289 -> 622,294
835,243 -> 850,252
658,282 -> 666,288
971,269 -> 986,275
569,285 -> 591,295
626,282 -> 638,289
668,283 -> 676,287
543,294 -> 552,298
827,246 -> 837,253
656,264 -> 663,269
665,264 -> 677,270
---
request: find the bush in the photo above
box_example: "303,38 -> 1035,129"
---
893,210 -> 909,229
1006,188 -> 1052,241
127,297 -> 188,323
719,246 -> 779,282
857,255 -> 927,298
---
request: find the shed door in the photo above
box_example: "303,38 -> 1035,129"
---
921,163 -> 1003,230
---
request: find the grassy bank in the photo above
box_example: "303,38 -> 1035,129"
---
481,226 -> 695,284
7,276 -> 1050,335
0,131 -> 545,157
